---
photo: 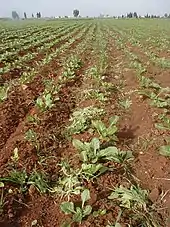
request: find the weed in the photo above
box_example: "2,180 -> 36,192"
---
119,98 -> 132,110
0,170 -> 49,193
25,129 -> 40,151
108,185 -> 160,227
51,161 -> 82,199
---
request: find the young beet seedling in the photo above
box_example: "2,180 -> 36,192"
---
60,189 -> 92,225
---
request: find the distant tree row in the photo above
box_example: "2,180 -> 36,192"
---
12,9 -> 79,20
12,11 -> 42,20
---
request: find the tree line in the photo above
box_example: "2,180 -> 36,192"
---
12,11 -> 42,20
11,9 -> 80,20
123,12 -> 170,18
11,10 -> 170,20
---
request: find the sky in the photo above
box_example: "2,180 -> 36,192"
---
0,0 -> 170,18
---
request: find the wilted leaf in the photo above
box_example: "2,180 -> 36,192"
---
11,147 -> 19,162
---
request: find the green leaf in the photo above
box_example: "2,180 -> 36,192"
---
155,123 -> 170,131
92,120 -> 106,135
81,189 -> 90,208
80,150 -> 88,162
98,147 -> 118,160
60,202 -> 75,214
61,222 -> 71,227
73,207 -> 83,223
82,163 -> 108,177
109,116 -> 119,126
115,223 -> 122,227
83,205 -> 92,217
107,126 -> 118,136
72,139 -> 85,151
0,182 -> 4,188
93,209 -> 106,217
91,138 -> 100,155
159,145 -> 170,157
45,93 -> 53,108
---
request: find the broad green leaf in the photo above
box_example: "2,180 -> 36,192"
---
72,139 -> 85,151
83,205 -> 92,216
73,207 -> 83,223
81,189 -> 90,208
60,202 -> 75,214
159,145 -> 170,157
92,120 -> 106,135
98,147 -> 118,160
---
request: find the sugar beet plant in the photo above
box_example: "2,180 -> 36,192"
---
61,189 -> 92,225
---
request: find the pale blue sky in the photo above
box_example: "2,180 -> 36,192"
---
0,0 -> 169,17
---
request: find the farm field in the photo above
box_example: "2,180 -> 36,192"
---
0,18 -> 170,227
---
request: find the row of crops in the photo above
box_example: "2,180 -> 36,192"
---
0,19 -> 170,227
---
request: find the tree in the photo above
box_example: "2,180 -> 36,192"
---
36,12 -> 41,18
127,12 -> 133,18
12,11 -> 20,20
134,12 -> 138,18
73,9 -> 79,18
32,13 -> 34,18
24,12 -> 27,19
164,13 -> 168,18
